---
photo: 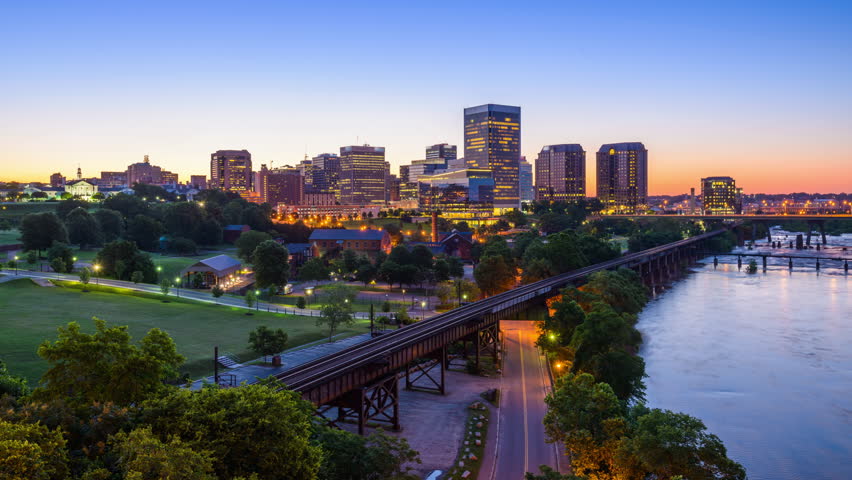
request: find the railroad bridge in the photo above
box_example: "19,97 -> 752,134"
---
265,228 -> 731,434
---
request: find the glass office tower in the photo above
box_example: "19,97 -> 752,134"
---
596,142 -> 648,213
210,150 -> 252,192
535,144 -> 586,202
339,145 -> 388,205
463,104 -> 521,212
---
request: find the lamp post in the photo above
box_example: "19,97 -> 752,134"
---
13,255 -> 18,275
156,265 -> 162,280
420,300 -> 426,321
255,290 -> 260,311
402,288 -> 406,304
93,264 -> 100,284
174,277 -> 181,298
305,287 -> 314,307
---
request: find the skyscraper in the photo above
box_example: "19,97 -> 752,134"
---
339,145 -> 388,205
311,153 -> 342,198
519,157 -> 534,204
211,150 -> 252,192
701,176 -> 741,214
596,142 -> 648,213
535,144 -> 586,202
464,104 -> 521,212
426,143 -> 457,162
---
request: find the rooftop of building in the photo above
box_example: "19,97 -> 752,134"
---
180,254 -> 241,275
464,104 -> 521,115
541,144 -> 585,153
309,229 -> 387,241
598,142 -> 646,152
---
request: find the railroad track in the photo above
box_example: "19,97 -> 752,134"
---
264,228 -> 728,394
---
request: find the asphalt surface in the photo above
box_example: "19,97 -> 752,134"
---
489,320 -> 559,479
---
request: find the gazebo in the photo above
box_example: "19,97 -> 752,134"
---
180,254 -> 242,288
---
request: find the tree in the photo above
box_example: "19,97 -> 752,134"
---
95,240 -> 157,282
195,218 -> 223,246
139,382 -> 322,479
299,257 -> 329,285
248,326 -> 288,362
92,208 -> 124,242
296,296 -> 306,309
159,278 -> 171,299
355,261 -> 378,286
616,408 -> 747,480
252,240 -> 289,290
543,372 -> 628,479
163,202 -> 205,241
103,193 -> 149,219
539,297 -> 586,351
315,427 -> 421,480
78,267 -> 91,288
0,359 -> 30,398
410,244 -> 434,271
244,289 -> 257,310
316,284 -> 356,341
341,248 -> 360,273
0,418 -> 69,480
127,270 -> 143,284
126,214 -> 164,251
46,242 -> 75,274
32,318 -> 184,407
474,255 -> 516,296
109,426 -> 216,480
20,212 -> 68,255
167,237 -> 196,255
378,260 -> 402,289
65,207 -> 101,249
211,285 -> 224,303
235,230 -> 272,262
55,198 -> 89,219
26,250 -> 38,265
525,466 -> 585,480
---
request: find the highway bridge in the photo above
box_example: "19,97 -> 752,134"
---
259,227 -> 732,434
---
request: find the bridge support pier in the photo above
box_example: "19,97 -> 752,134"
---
316,374 -> 401,436
762,255 -> 767,271
475,323 -> 499,372
405,346 -> 447,395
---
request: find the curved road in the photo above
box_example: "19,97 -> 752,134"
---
486,320 -> 560,479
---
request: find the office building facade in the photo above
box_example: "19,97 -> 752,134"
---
701,176 -> 742,214
426,143 -> 457,162
417,168 -> 495,218
464,104 -> 521,211
311,153 -> 342,197
596,142 -> 648,213
339,145 -> 388,205
211,150 -> 252,192
535,144 -> 586,202
519,157 -> 534,204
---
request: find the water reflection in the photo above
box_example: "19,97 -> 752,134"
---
638,262 -> 852,480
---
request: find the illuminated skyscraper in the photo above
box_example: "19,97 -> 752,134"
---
464,104 -> 521,211
535,144 -> 586,202
701,176 -> 741,214
311,153 -> 342,198
519,157 -> 534,205
426,143 -> 457,162
339,145 -> 388,205
211,150 -> 252,192
596,142 -> 648,213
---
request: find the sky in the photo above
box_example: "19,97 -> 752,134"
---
1,1 -> 851,194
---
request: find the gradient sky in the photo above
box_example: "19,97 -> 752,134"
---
2,1 -> 851,194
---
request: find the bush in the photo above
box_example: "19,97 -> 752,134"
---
296,296 -> 306,309
171,237 -> 198,255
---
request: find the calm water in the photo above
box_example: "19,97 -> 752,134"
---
638,235 -> 852,480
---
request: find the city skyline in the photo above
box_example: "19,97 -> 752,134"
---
1,2 -> 851,194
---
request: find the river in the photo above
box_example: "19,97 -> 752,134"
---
637,232 -> 852,480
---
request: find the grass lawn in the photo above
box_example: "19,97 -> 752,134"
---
0,278 -> 370,384
0,202 -> 57,222
274,294 -> 408,313
0,228 -> 21,246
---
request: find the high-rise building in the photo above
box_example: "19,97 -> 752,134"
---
99,171 -> 128,187
417,168 -> 495,218
701,176 -> 742,214
426,143 -> 457,162
596,142 -> 648,213
535,144 -> 586,202
262,165 -> 304,207
211,150 -> 252,192
126,155 -> 177,186
339,145 -> 388,205
519,157 -> 534,205
311,153 -> 342,197
298,158 -> 316,191
49,173 -> 65,188
190,175 -> 207,190
464,104 -> 521,211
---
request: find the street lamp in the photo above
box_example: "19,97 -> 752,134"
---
174,277 -> 181,297
305,287 -> 314,306
93,264 -> 100,284
255,289 -> 260,311
13,255 -> 19,275
402,288 -> 406,303
420,300 -> 426,321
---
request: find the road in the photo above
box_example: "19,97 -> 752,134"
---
487,320 -> 559,479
